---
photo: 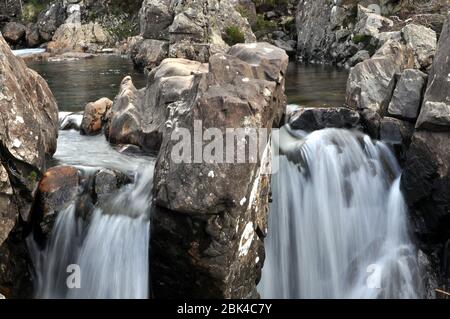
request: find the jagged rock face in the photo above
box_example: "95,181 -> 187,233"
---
402,24 -> 437,70
346,39 -> 414,133
151,42 -> 288,298
133,0 -> 256,71
387,69 -> 428,121
80,97 -> 113,136
416,14 -> 450,132
107,60 -> 209,152
401,131 -> 450,245
289,107 -> 361,131
47,22 -> 109,53
128,37 -> 169,74
0,35 -> 58,297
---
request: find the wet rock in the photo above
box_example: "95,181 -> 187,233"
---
388,69 -> 428,121
34,166 -> 80,237
151,42 -> 288,298
105,76 -> 146,149
2,22 -> 26,44
416,14 -> 450,131
380,117 -> 414,146
346,50 -> 370,67
59,112 -> 83,131
289,107 -> 360,131
401,131 -> 450,243
401,24 -> 437,70
418,250 -> 439,299
80,97 -> 113,136
94,169 -> 131,205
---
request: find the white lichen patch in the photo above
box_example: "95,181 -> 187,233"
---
238,222 -> 254,257
15,116 -> 24,124
208,170 -> 215,178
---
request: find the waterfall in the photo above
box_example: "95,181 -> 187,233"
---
259,128 -> 423,299
28,165 -> 154,299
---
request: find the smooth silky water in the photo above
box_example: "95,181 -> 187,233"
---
259,127 -> 423,298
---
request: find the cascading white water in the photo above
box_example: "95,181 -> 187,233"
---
28,164 -> 154,299
259,128 -> 423,299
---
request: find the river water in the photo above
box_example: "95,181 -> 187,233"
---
26,57 -> 422,299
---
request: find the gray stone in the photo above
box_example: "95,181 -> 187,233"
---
129,37 -> 169,73
2,22 -> 26,43
346,50 -> 370,67
37,2 -> 67,41
139,0 -> 174,40
416,14 -> 450,131
401,24 -> 437,70
289,107 -> 360,131
388,69 -> 427,121
380,117 -> 414,145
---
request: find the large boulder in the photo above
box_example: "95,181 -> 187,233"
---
1,22 -> 26,44
416,14 -> 450,131
0,35 -> 58,297
151,42 -> 288,298
387,69 -> 428,121
80,97 -> 113,136
107,59 -> 209,152
346,39 -> 414,137
401,24 -> 437,70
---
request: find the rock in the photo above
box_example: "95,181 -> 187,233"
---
25,23 -> 41,48
47,22 -> 109,53
80,97 -> 113,136
380,116 -> 414,146
34,166 -> 80,237
401,24 -> 437,70
416,15 -> 450,131
129,37 -> 169,73
0,35 -> 58,297
388,69 -> 428,121
151,42 -> 288,298
354,5 -> 393,38
401,131 -> 450,243
94,169 -> 131,205
346,40 -> 414,137
418,250 -> 439,299
346,50 -> 370,67
0,293 -> 4,299
2,22 -> 26,44
359,109 -> 382,139
37,2 -> 67,42
375,31 -> 402,47
289,107 -> 360,131
107,58 -> 209,152
59,112 -> 83,131
0,34 -> 59,228
273,39 -> 295,54
105,76 -> 146,149
139,0 -> 174,40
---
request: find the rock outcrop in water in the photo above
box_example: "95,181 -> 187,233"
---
0,35 -> 59,297
150,42 -> 288,298
130,0 -> 256,72
80,97 -> 113,136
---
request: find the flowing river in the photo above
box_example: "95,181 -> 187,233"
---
26,57 -> 422,299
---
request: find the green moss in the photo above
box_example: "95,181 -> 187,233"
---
224,26 -> 246,46
27,171 -> 38,184
252,14 -> 277,33
352,34 -> 372,45
22,0 -> 49,22
236,5 -> 250,19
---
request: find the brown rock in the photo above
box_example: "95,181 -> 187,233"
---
80,97 -> 113,135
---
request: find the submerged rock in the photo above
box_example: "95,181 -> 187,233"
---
80,97 -> 113,136
151,42 -> 288,298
